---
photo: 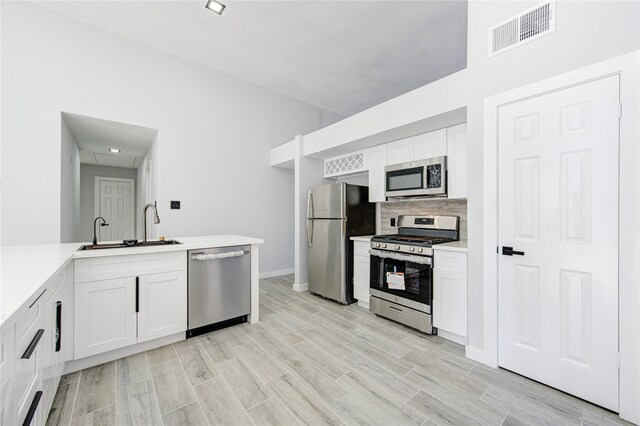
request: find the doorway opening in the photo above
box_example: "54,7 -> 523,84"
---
60,112 -> 157,243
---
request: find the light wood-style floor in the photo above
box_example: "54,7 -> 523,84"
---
47,275 -> 628,426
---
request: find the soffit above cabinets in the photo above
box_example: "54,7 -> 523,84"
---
36,1 -> 468,117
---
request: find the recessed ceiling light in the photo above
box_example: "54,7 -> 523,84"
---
205,0 -> 225,15
109,148 -> 121,153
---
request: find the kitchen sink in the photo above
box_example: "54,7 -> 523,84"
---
78,240 -> 182,251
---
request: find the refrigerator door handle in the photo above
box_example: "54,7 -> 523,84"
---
307,189 -> 314,219
307,219 -> 313,248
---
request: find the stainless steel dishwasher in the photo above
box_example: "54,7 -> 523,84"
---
187,245 -> 251,337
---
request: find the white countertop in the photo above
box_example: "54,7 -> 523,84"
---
350,235 -> 373,242
1,235 -> 263,325
432,240 -> 468,253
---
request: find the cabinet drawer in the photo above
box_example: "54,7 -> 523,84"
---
75,251 -> 187,283
434,250 -> 467,273
14,299 -> 44,425
353,241 -> 371,258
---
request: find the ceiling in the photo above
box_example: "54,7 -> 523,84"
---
62,112 -> 157,169
38,1 -> 468,117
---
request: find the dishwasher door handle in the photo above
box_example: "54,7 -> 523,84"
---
190,250 -> 248,261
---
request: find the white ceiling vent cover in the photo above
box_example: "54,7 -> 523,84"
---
489,1 -> 555,57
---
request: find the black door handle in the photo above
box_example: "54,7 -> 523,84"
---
55,301 -> 62,352
22,391 -> 42,426
502,246 -> 525,256
135,277 -> 139,313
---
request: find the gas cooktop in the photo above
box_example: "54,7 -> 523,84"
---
371,234 -> 456,246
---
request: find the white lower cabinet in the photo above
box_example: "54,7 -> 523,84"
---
74,277 -> 137,359
352,240 -> 371,308
433,250 -> 467,338
138,271 -> 187,343
74,252 -> 187,360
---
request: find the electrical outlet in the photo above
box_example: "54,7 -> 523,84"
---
390,218 -> 396,227
170,201 -> 181,209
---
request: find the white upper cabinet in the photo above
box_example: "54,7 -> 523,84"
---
414,129 -> 447,160
363,145 -> 387,203
446,123 -> 468,199
386,137 -> 415,165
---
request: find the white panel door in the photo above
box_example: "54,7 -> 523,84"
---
498,76 -> 620,410
386,137 -> 414,165
97,178 -> 134,241
137,271 -> 187,343
74,278 -> 137,359
414,129 -> 447,160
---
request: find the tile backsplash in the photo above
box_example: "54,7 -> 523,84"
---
380,198 -> 467,239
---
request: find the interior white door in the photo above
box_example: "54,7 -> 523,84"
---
97,178 -> 134,241
498,75 -> 620,410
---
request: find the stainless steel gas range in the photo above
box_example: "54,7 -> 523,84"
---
369,215 -> 459,334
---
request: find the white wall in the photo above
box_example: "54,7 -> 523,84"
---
136,141 -> 156,240
79,164 -> 138,242
0,2 -> 341,274
60,119 -> 81,243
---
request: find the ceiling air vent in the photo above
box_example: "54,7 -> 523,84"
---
489,1 -> 555,57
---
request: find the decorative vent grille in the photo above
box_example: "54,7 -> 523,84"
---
324,152 -> 365,178
489,1 -> 555,57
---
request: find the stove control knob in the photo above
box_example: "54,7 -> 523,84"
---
417,247 -> 423,253
382,244 -> 387,248
394,245 -> 400,250
375,243 -> 381,248
409,247 -> 415,252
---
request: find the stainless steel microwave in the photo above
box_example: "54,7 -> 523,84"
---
384,156 -> 447,198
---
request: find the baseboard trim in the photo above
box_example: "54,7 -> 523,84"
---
259,268 -> 294,279
64,332 -> 184,374
437,329 -> 468,346
293,282 -> 309,292
465,345 -> 497,367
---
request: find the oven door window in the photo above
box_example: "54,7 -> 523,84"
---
386,166 -> 423,192
370,255 -> 432,305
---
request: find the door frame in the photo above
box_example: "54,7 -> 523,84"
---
94,176 -> 135,238
479,51 -> 639,422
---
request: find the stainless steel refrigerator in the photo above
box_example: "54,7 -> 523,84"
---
307,183 -> 375,304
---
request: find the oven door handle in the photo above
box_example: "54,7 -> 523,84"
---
369,249 -> 432,266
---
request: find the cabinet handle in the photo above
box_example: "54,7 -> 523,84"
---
21,329 -> 44,359
55,301 -> 62,352
135,277 -> 139,313
22,391 -> 42,426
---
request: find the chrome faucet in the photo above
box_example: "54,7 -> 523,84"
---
93,217 -> 109,245
143,201 -> 161,242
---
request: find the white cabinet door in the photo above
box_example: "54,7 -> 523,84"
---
364,145 -> 387,202
353,255 -> 370,306
74,278 -> 137,359
137,271 -> 187,343
386,137 -> 414,165
446,124 -> 468,199
433,268 -> 467,337
414,129 -> 447,160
